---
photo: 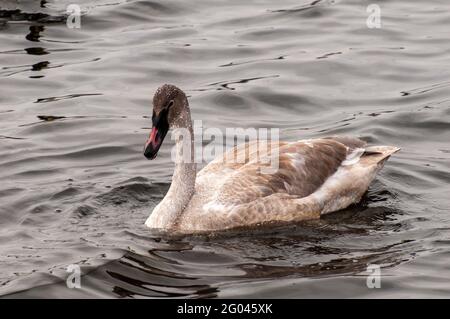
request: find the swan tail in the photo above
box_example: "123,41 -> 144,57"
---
361,145 -> 400,167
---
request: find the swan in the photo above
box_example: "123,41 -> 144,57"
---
143,84 -> 399,233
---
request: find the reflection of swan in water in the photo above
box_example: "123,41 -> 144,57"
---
143,84 -> 399,234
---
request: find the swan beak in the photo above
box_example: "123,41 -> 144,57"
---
144,108 -> 170,159
144,127 -> 163,159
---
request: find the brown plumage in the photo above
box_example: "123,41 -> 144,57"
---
144,84 -> 400,234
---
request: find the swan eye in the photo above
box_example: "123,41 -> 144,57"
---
167,100 -> 174,108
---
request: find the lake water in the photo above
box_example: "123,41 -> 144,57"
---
0,0 -> 449,298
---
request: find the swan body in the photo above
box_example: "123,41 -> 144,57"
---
143,84 -> 399,234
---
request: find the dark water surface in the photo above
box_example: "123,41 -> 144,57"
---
1,0 -> 450,298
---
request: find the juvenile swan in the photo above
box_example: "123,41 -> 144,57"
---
143,84 -> 399,233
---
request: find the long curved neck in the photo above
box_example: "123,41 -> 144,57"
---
167,123 -> 197,211
146,108 -> 196,229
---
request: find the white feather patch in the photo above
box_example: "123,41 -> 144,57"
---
341,148 -> 365,166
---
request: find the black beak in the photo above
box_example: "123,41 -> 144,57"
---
144,109 -> 169,160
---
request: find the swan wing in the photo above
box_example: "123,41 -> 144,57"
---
211,138 -> 354,205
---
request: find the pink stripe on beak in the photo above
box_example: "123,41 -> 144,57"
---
146,127 -> 158,148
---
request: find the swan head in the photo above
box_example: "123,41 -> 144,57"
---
144,84 -> 188,159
